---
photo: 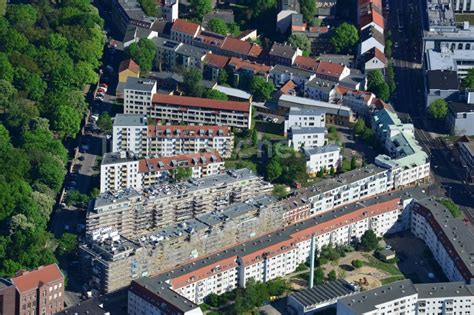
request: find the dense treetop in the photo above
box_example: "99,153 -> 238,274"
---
0,0 -> 104,276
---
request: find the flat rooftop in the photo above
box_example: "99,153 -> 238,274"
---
124,77 -> 157,92
113,114 -> 147,127
289,279 -> 357,308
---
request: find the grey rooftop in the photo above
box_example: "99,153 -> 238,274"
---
290,126 -> 327,135
113,114 -> 147,127
303,144 -> 340,156
289,279 -> 357,308
124,77 -> 157,91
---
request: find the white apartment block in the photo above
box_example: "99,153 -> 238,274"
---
284,107 -> 326,136
100,151 -> 225,193
303,145 -> 341,175
337,279 -> 474,315
112,114 -> 148,154
100,151 -> 141,193
411,199 -> 474,284
288,127 -> 326,150
123,77 -> 157,115
112,114 -> 234,158
162,0 -> 178,22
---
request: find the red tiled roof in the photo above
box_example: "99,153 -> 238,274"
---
195,31 -> 226,47
373,47 -> 387,63
147,125 -> 231,138
308,26 -> 329,33
152,94 -> 250,113
171,256 -> 238,288
280,80 -> 297,95
316,61 -> 345,78
241,239 -> 295,265
358,0 -> 382,9
119,59 -> 140,74
138,152 -> 223,173
292,25 -> 307,32
221,37 -> 262,57
11,264 -> 63,293
294,56 -> 319,71
204,53 -> 230,68
359,10 -> 384,29
228,57 -> 271,74
171,19 -> 200,36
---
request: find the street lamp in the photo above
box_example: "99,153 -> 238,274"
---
448,186 -> 452,199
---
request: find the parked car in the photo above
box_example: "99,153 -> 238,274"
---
97,88 -> 106,94
95,95 -> 104,101
99,83 -> 108,88
272,118 -> 279,123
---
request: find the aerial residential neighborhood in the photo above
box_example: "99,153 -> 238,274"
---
0,0 -> 473,314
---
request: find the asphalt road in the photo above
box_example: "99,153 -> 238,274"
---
386,0 -> 474,222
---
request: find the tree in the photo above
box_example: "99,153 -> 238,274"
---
272,184 -> 289,199
354,119 -> 366,136
249,0 -> 277,18
328,270 -> 337,281
51,104 -> 82,138
386,62 -> 396,94
330,23 -> 359,54
203,89 -> 228,100
367,70 -> 390,101
139,0 -> 161,16
56,233 -> 78,257
251,128 -> 258,146
174,167 -> 192,182
207,18 -> 228,35
299,0 -> 316,23
206,293 -> 220,307
314,267 -> 325,285
463,68 -> 474,88
189,0 -> 212,20
330,166 -> 335,176
0,0 -> 6,16
33,154 -> 65,193
266,159 -> 283,181
0,53 -> 13,82
97,112 -> 113,132
217,69 -> 228,85
126,39 -> 156,72
427,99 -> 448,120
64,190 -> 89,207
351,259 -> 363,268
350,156 -> 357,170
249,76 -> 275,101
6,4 -> 38,29
360,230 -> 379,251
183,68 -> 204,97
288,34 -> 311,56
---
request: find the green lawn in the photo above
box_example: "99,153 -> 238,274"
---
380,275 -> 405,285
456,14 -> 474,25
362,254 -> 402,276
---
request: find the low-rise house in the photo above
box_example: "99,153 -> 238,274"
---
303,145 -> 341,175
304,78 -> 337,101
171,19 -> 201,44
288,126 -> 326,150
270,65 -> 316,88
359,26 -> 385,55
203,53 -> 230,81
118,59 -> 140,83
276,0 -> 300,33
358,0 -> 384,34
362,47 -> 387,72
269,42 -> 302,66
447,101 -> 474,136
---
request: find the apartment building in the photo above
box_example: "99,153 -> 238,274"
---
284,107 -> 326,136
125,190 -> 420,305
90,168 -> 273,236
288,126 -> 326,150
270,64 -> 316,88
137,94 -> 251,129
112,114 -> 148,154
123,77 -> 157,115
268,42 -> 302,66
372,109 -> 431,188
0,279 -> 15,315
11,264 -> 64,315
154,36 -> 209,71
129,278 -> 204,315
337,279 -> 474,315
100,151 -> 225,193
81,195 -> 283,293
303,145 -> 341,175
279,94 -> 355,126
111,0 -> 157,36
112,114 -> 234,158
412,198 -> 474,284
171,19 -> 201,44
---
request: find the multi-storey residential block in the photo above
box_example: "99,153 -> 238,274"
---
288,127 -> 326,150
268,42 -> 302,66
284,107 -> 326,136
171,19 -> 201,44
270,64 -> 316,88
129,278 -> 204,315
90,169 -> 273,236
337,279 -> 474,315
111,0 -> 157,36
123,77 -> 157,115
100,151 -> 225,192
112,114 -> 148,154
304,78 -> 337,102
372,109 -> 430,188
447,101 -> 474,136
279,94 -> 355,126
120,190 -> 420,305
412,198 -> 474,284
112,114 -> 234,158
0,279 -> 15,315
425,70 -> 459,108
303,145 -> 341,175
162,0 -> 179,23
11,264 -> 64,315
81,195 -> 283,293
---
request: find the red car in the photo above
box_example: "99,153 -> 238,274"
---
97,88 -> 106,94
99,83 -> 108,88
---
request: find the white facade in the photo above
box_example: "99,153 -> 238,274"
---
360,37 -> 385,55
364,56 -> 386,71
455,0 -> 474,12
123,78 -> 157,115
303,145 -> 341,175
149,134 -> 234,158
112,115 -> 148,154
288,127 -> 326,150
100,152 -> 142,193
162,0 -> 178,22
284,107 -> 326,136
